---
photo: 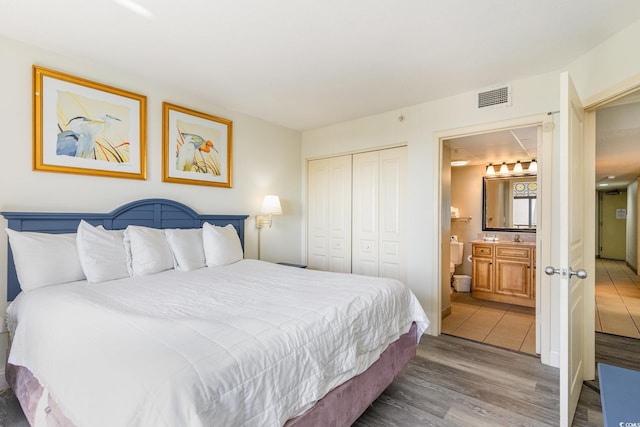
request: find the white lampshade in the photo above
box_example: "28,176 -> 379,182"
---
513,161 -> 523,173
528,159 -> 538,172
486,164 -> 495,176
499,162 -> 509,174
261,195 -> 282,215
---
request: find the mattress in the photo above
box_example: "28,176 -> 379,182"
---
7,260 -> 429,426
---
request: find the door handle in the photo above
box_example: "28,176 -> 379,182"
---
544,266 -> 588,279
570,269 -> 588,279
544,266 -> 560,276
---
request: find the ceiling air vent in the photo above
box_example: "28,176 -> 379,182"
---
477,83 -> 512,109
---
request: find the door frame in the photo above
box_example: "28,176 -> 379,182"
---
577,73 -> 640,372
436,113 -> 555,364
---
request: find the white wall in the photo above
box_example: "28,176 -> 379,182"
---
302,18 -> 640,359
302,70 -> 561,336
627,180 -> 638,271
0,36 -> 303,373
568,19 -> 640,102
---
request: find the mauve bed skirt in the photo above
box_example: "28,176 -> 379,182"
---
6,323 -> 418,426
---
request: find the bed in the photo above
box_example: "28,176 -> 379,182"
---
2,199 -> 429,427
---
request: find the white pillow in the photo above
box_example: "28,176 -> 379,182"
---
76,220 -> 130,283
124,225 -> 174,276
123,229 -> 133,276
164,228 -> 206,271
203,223 -> 243,267
5,229 -> 85,291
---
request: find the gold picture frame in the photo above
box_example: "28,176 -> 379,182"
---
162,102 -> 233,188
33,65 -> 147,179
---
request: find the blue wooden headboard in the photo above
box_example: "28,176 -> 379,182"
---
2,198 -> 249,301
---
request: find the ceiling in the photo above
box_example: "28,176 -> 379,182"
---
446,126 -> 538,168
1,1 -> 640,131
595,92 -> 640,190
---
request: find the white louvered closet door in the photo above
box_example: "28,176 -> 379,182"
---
352,146 -> 407,283
307,156 -> 352,273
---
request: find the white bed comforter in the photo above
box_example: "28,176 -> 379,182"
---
7,260 -> 429,427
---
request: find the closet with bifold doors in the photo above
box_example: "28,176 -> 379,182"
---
306,146 -> 407,283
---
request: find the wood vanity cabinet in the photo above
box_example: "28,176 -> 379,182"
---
471,242 -> 535,307
471,244 -> 493,292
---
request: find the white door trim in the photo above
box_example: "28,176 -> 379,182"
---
435,113 -> 554,365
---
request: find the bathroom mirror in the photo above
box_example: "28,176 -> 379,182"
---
483,174 -> 537,232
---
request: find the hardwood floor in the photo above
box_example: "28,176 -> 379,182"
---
355,332 -> 640,427
0,333 -> 637,426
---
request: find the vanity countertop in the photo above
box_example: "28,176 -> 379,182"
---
471,239 -> 536,246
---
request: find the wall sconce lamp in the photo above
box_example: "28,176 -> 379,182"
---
256,195 -> 282,260
486,164 -> 496,175
528,159 -> 538,172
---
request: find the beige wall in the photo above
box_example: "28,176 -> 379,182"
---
441,147 -> 451,315
630,179 -> 639,271
451,164 -> 485,276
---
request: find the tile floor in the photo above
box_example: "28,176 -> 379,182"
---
443,257 -> 640,355
442,292 -> 537,355
595,258 -> 640,338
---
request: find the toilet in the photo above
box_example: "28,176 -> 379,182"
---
450,240 -> 464,279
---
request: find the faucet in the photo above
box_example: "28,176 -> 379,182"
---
514,234 -> 521,242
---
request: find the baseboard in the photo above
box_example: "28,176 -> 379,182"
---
626,261 -> 637,274
0,369 -> 8,391
441,306 -> 452,318
548,350 -> 560,368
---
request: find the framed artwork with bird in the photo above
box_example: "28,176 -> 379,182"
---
33,65 -> 147,180
162,102 -> 232,188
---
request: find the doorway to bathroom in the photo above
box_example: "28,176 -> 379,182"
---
437,85 -> 640,359
436,113 -> 553,360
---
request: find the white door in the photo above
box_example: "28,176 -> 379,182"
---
549,72 -> 595,426
352,151 -> 380,277
378,146 -> 407,283
352,147 -> 407,282
307,156 -> 352,272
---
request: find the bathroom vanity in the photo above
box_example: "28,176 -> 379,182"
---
471,241 -> 536,307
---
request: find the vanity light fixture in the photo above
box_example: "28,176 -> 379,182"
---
486,160 -> 536,176
256,195 -> 283,260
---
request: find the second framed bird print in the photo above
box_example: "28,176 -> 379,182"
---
162,102 -> 232,188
